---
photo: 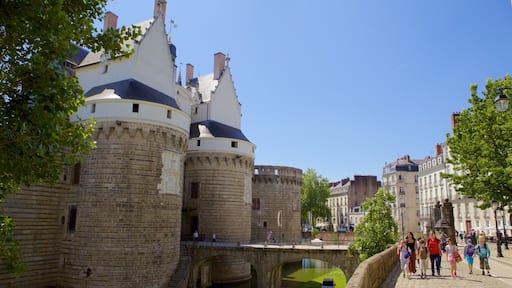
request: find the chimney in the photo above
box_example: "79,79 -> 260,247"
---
104,11 -> 118,31
435,144 -> 442,156
186,63 -> 194,86
213,52 -> 226,80
451,112 -> 460,131
154,0 -> 167,22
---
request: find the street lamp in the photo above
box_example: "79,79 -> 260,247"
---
491,200 -> 504,257
502,206 -> 509,250
400,201 -> 405,238
494,87 -> 510,112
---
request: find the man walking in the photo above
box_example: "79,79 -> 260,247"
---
427,230 -> 443,276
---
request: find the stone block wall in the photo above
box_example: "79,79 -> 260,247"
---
0,183 -> 71,287
183,152 -> 254,283
251,166 -> 302,243
346,245 -> 398,288
58,121 -> 187,288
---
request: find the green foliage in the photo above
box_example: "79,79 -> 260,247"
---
0,217 -> 26,275
0,0 -> 140,274
301,168 -> 331,226
444,76 -> 512,209
348,188 -> 398,261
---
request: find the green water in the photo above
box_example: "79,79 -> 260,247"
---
211,259 -> 346,288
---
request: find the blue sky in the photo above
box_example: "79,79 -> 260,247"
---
104,0 -> 512,182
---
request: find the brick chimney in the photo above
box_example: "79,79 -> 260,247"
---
213,52 -> 226,80
435,144 -> 442,156
451,112 -> 460,131
154,0 -> 167,22
186,63 -> 194,86
104,11 -> 118,31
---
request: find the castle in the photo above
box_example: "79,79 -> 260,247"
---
0,2 -> 302,287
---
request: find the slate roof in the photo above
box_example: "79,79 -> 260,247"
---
190,120 -> 251,142
85,79 -> 179,109
70,18 -> 156,67
69,46 -> 90,66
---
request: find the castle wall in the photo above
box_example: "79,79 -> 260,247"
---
0,182 -> 72,287
58,121 -> 187,288
251,166 -> 302,243
183,152 -> 253,283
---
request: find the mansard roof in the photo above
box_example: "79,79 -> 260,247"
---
190,120 -> 250,142
85,78 -> 179,109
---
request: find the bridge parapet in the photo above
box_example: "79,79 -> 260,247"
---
346,245 -> 398,288
187,241 -> 360,288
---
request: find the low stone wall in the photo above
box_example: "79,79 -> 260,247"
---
346,245 -> 398,288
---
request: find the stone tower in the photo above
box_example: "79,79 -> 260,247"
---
182,53 -> 255,284
252,165 -> 302,243
60,13 -> 188,287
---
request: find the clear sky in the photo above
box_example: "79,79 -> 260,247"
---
104,0 -> 512,182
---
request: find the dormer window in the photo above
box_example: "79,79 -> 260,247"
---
132,103 -> 139,113
91,103 -> 96,113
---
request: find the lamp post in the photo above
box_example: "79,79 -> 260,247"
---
400,201 -> 405,238
491,200 -> 504,257
494,87 -> 511,112
503,206 -> 509,250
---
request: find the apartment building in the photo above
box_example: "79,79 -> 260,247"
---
328,175 -> 380,231
382,155 -> 422,237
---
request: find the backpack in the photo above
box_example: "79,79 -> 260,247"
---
477,244 -> 488,258
419,246 -> 428,259
466,244 -> 474,256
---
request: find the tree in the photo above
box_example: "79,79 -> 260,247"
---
0,1 -> 140,273
348,187 -> 398,260
301,168 -> 331,227
444,76 -> 512,209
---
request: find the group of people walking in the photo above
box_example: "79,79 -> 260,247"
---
397,230 -> 492,280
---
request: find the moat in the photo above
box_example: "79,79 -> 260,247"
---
211,259 -> 346,288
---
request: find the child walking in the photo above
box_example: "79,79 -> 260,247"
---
475,236 -> 492,276
417,239 -> 429,279
445,238 -> 459,279
463,238 -> 475,274
398,239 -> 411,279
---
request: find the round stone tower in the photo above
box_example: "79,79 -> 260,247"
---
184,152 -> 254,283
182,54 -> 256,284
252,165 -> 303,243
62,86 -> 190,287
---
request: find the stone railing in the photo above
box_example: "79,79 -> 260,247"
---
346,244 -> 398,288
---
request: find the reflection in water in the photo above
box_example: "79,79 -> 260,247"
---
282,259 -> 342,288
211,259 -> 344,288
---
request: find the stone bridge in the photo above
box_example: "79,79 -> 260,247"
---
186,242 -> 360,288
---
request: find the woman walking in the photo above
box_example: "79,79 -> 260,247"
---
406,232 -> 418,275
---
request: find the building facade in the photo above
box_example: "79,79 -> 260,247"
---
328,175 -> 380,231
382,155 -> 422,237
418,143 -> 505,237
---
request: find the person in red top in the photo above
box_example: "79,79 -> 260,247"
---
427,230 -> 443,276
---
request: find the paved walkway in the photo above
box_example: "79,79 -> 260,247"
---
382,242 -> 512,287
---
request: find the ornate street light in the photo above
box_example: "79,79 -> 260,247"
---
494,88 -> 510,112
491,200 -> 504,257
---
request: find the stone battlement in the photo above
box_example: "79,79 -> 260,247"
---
253,165 -> 302,185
